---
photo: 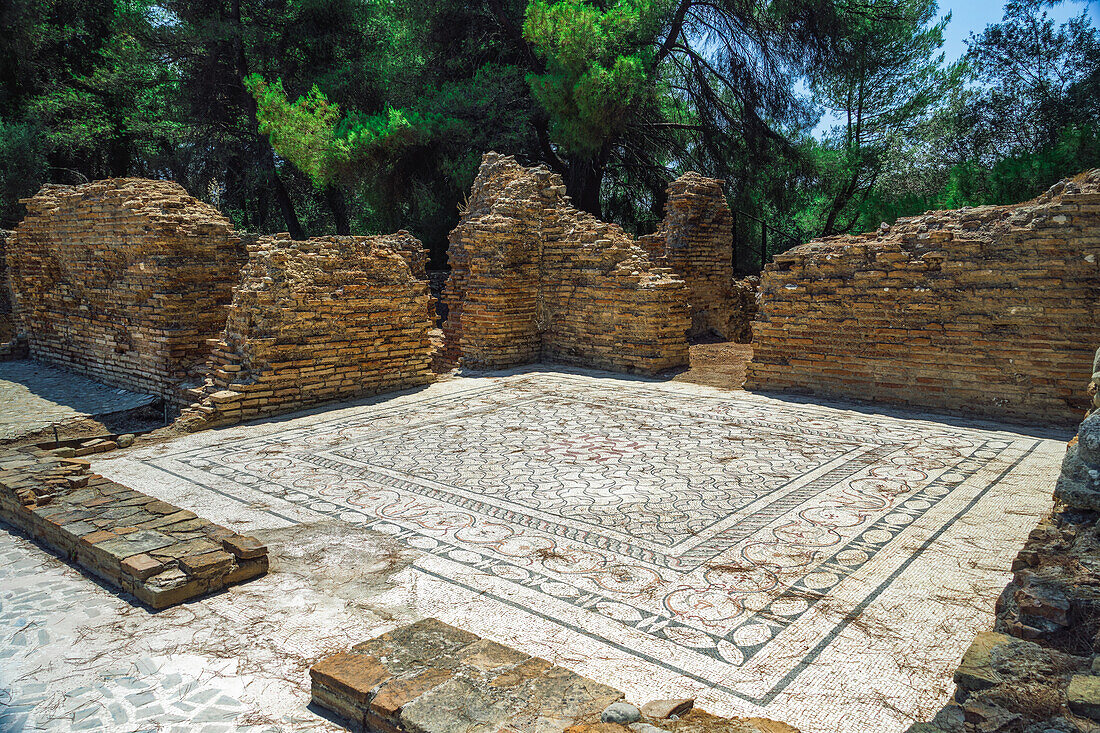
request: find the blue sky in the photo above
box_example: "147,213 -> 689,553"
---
811,0 -> 1099,135
938,0 -> 1098,62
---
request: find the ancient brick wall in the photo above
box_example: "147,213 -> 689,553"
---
746,171 -> 1100,425
443,153 -> 690,375
8,179 -> 246,399
640,173 -> 738,340
182,233 -> 434,427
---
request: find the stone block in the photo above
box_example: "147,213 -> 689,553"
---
221,534 -> 266,559
954,632 -> 1015,691
1067,675 -> 1100,720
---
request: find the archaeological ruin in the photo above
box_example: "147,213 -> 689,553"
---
180,232 -> 435,428
7,179 -> 247,402
0,166 -> 1098,733
442,153 -> 692,375
747,172 -> 1100,425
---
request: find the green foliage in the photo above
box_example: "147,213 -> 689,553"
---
523,0 -> 670,158
2,0 -> 1096,268
247,75 -> 430,189
0,118 -> 48,225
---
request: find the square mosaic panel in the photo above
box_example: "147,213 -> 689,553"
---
127,372 -> 1045,706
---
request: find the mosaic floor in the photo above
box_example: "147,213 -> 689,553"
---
3,368 -> 1067,732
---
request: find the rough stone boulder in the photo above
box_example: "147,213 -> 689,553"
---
1054,413 -> 1100,511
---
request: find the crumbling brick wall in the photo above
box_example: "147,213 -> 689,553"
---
746,171 -> 1100,425
8,179 -> 246,400
640,173 -> 739,340
443,153 -> 690,375
181,233 -> 434,427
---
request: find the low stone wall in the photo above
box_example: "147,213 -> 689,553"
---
8,179 -> 247,401
747,172 -> 1100,425
181,233 -> 434,427
0,446 -> 268,609
443,153 -> 691,376
914,354 -> 1100,732
639,173 -> 738,340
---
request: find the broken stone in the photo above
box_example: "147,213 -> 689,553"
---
1067,675 -> 1100,721
221,534 -> 266,559
954,632 -> 1015,691
310,653 -> 392,704
120,553 -> 165,581
178,550 -> 234,579
1054,413 -> 1100,510
601,702 -> 641,724
639,698 -> 693,719
116,433 -> 135,448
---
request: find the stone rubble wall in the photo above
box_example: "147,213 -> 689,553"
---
180,233 -> 434,428
728,275 -> 760,344
443,153 -> 692,375
1090,347 -> 1099,417
747,171 -> 1100,425
7,179 -> 247,400
0,229 -> 24,359
640,173 -> 740,341
915,363 -> 1100,732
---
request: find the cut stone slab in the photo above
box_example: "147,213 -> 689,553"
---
311,619 -> 798,733
0,445 -> 268,609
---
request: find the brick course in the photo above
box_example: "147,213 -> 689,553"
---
640,173 -> 739,340
182,232 -> 434,427
747,171 -> 1100,425
7,179 -> 246,400
443,153 -> 691,375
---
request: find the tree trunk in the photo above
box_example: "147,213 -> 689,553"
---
231,0 -> 306,240
268,156 -> 306,240
325,186 -> 351,235
565,157 -> 604,219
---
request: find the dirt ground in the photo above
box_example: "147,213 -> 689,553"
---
672,341 -> 753,391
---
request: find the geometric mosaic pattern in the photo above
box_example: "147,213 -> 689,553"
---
121,371 -> 1053,710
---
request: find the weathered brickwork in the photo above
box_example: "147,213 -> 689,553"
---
0,228 -> 23,359
916,363 -> 1100,732
640,173 -> 739,340
8,179 -> 247,400
443,153 -> 690,375
182,233 -> 434,427
748,171 -> 1100,425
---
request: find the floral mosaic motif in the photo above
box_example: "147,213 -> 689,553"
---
144,373 -> 1037,695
